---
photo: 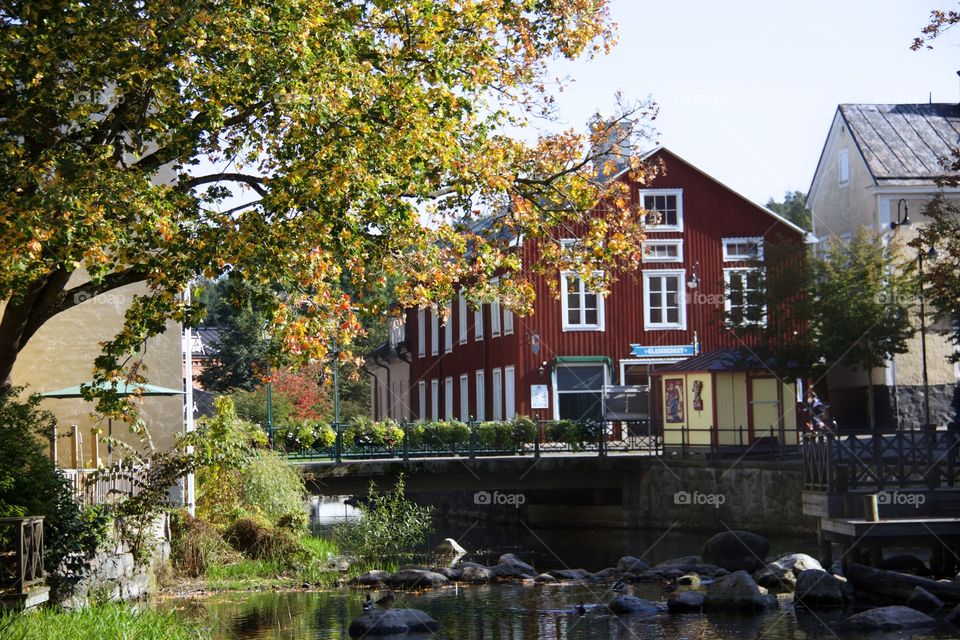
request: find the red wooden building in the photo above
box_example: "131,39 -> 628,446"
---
369,147 -> 807,429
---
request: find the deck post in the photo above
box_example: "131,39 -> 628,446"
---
70,424 -> 81,469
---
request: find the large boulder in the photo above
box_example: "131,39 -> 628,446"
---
593,567 -> 622,580
433,567 -> 462,581
460,565 -> 496,584
700,531 -> 770,573
349,570 -> 391,587
548,569 -> 593,581
608,595 -> 660,615
667,591 -> 705,613
703,570 -> 774,612
907,586 -> 944,611
490,554 -> 537,579
384,569 -> 450,589
754,553 -> 822,592
348,608 -> 441,636
794,569 -> 845,607
847,563 -> 960,603
838,606 -> 935,631
617,556 -> 650,574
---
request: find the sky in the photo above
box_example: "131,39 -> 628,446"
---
540,0 -> 960,204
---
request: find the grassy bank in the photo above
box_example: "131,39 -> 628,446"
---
0,603 -> 207,640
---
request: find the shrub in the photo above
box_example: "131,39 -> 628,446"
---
240,450 -> 307,528
422,421 -> 470,449
511,415 -> 537,443
224,514 -> 301,561
231,386 -> 294,428
169,511 -> 239,577
547,419 -> 581,447
332,475 -> 433,563
274,419 -> 336,452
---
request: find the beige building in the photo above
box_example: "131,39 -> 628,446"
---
807,103 -> 960,428
368,315 -> 411,422
6,277 -> 184,468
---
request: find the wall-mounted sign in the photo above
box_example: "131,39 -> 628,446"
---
630,344 -> 696,358
530,384 -> 549,409
530,333 -> 541,354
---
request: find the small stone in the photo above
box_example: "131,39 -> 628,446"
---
667,591 -> 705,613
535,573 -> 557,584
608,594 -> 660,615
703,570 -> 774,612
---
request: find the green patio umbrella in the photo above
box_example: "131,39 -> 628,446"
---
42,381 -> 184,464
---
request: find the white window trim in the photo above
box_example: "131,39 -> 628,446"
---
722,237 -> 764,262
643,269 -> 688,331
551,362 -> 610,421
459,374 -> 469,422
475,370 -> 486,421
642,239 -> 684,263
431,379 -> 439,421
417,309 -> 425,358
444,376 -> 454,419
639,188 -> 684,232
724,267 -> 768,327
418,381 -> 426,422
838,148 -> 849,186
492,367 -> 503,421
504,365 -> 516,420
430,308 -> 439,356
474,304 -> 484,341
458,294 -> 468,344
503,307 -> 514,335
490,277 -> 501,338
560,271 -> 606,332
443,301 -> 453,353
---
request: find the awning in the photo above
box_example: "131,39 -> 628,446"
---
41,381 -> 184,399
552,356 -> 613,368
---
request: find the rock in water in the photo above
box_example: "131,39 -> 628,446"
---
617,556 -> 650,574
349,570 -> 391,587
700,531 -> 770,573
907,586 -> 944,611
667,591 -> 705,613
703,570 -> 774,612
348,609 -> 441,637
794,569 -> 845,607
755,553 -> 822,592
881,554 -> 930,576
548,569 -> 593,581
384,569 -> 450,589
838,606 -> 935,631
460,565 -> 496,584
490,554 -> 537,579
608,595 -> 660,615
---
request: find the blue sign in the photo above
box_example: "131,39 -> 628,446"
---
630,344 -> 695,358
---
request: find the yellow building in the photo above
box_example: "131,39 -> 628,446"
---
656,349 -> 799,449
807,103 -> 960,428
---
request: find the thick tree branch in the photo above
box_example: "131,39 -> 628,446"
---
179,172 -> 269,197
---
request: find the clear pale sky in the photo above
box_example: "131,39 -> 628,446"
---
544,0 -> 960,204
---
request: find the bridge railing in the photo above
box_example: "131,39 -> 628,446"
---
278,420 -> 800,463
802,429 -> 960,492
0,517 -> 44,595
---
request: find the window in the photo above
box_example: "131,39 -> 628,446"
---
555,363 -> 606,422
838,149 -> 849,185
458,294 -> 467,344
444,301 -> 453,353
560,272 -> 605,331
417,309 -> 425,358
418,381 -> 426,422
388,316 -> 405,349
430,308 -> 439,356
503,307 -> 514,335
459,374 -> 470,422
725,268 -> 767,326
444,377 -> 454,419
492,368 -> 503,421
474,305 -> 484,341
639,189 -> 683,231
490,278 -> 501,337
430,379 -> 440,421
475,370 -> 486,421
722,237 -> 763,262
504,366 -> 516,420
644,270 -> 686,330
642,239 -> 684,263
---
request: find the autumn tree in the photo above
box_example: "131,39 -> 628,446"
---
0,0 -> 657,416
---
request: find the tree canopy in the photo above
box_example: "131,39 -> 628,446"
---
0,0 -> 657,415
765,190 -> 812,231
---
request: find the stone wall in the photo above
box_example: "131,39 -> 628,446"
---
58,515 -> 170,609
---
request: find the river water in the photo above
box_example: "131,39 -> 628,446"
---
159,521 -> 958,640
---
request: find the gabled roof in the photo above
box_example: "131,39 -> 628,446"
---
609,146 -> 808,236
654,347 -> 769,373
839,103 -> 960,184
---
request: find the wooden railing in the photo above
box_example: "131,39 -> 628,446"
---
60,465 -> 149,506
0,517 -> 43,595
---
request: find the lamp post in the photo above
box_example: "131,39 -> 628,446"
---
261,323 -> 273,443
686,260 -> 700,354
918,244 -> 937,431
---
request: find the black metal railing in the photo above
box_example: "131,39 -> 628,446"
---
277,420 -> 800,463
0,517 -> 44,595
802,430 -> 960,492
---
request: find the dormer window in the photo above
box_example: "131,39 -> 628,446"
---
639,189 -> 683,232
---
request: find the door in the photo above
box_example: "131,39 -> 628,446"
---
750,377 -> 781,441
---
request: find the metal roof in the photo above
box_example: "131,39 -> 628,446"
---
654,348 -> 768,373
839,103 -> 960,183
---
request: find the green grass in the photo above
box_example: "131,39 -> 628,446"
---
0,603 -> 207,640
201,534 -> 345,590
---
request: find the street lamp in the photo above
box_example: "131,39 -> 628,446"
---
687,261 -> 700,355
891,199 -> 911,230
